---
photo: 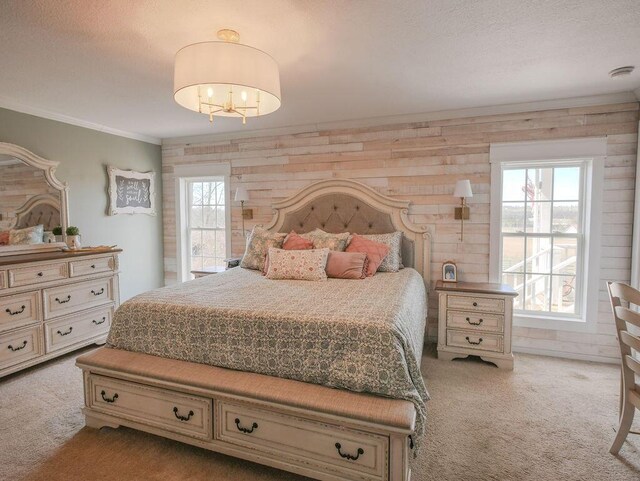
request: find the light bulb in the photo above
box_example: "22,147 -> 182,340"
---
241,91 -> 247,102
207,87 -> 213,98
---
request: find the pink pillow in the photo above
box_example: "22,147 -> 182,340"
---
283,231 -> 314,250
345,234 -> 390,277
325,251 -> 368,279
0,231 -> 8,246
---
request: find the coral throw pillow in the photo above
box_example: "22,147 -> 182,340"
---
265,247 -> 329,281
345,234 -> 390,277
325,251 -> 368,279
283,231 -> 314,250
0,231 -> 9,245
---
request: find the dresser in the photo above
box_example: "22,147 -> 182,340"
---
0,248 -> 121,377
436,280 -> 518,369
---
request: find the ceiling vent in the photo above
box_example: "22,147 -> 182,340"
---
609,66 -> 635,78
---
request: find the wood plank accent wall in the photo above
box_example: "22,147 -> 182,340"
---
162,101 -> 639,362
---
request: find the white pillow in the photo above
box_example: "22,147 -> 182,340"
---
9,224 -> 44,245
265,247 -> 329,281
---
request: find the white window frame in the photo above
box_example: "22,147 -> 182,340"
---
489,138 -> 606,333
174,163 -> 231,283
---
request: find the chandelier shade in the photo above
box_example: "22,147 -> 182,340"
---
174,34 -> 281,123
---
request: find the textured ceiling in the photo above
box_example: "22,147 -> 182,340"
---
0,0 -> 639,142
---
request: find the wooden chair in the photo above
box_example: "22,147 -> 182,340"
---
608,281 -> 640,454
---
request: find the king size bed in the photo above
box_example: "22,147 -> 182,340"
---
77,179 -> 432,481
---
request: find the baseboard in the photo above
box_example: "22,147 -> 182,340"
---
513,346 -> 619,365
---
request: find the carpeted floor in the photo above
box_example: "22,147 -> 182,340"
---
1,345 -> 639,481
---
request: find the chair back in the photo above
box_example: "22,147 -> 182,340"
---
608,282 -> 640,393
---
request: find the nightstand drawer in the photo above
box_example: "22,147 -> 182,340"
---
446,311 -> 503,333
446,329 -> 503,353
447,295 -> 504,314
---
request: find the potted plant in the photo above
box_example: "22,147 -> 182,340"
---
52,226 -> 63,243
65,226 -> 81,250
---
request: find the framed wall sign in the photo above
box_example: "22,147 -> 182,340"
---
107,166 -> 156,216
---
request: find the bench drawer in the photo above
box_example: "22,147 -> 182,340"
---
446,329 -> 504,353
446,310 -> 504,333
8,262 -> 68,288
0,290 -> 41,333
44,306 -> 112,353
69,256 -> 116,277
218,401 -> 387,481
43,278 -> 113,319
0,325 -> 43,371
88,375 -> 212,440
447,295 -> 504,314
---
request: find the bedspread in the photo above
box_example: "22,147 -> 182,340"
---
107,267 -> 429,443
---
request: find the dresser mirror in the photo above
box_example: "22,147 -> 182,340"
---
0,142 -> 69,256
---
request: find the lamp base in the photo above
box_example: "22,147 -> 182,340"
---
454,206 -> 470,220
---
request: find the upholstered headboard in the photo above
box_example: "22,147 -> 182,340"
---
14,194 -> 61,231
264,179 -> 431,287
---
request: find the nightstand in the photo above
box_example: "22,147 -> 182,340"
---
191,266 -> 226,278
436,280 -> 518,369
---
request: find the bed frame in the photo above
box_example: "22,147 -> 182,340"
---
78,179 -> 432,481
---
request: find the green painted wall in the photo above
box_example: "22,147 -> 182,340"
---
0,107 -> 163,301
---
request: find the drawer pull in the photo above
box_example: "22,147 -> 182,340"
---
6,305 -> 26,316
465,336 -> 483,345
92,317 -> 106,325
7,340 -> 27,351
173,407 -> 195,422
37,272 -> 44,277
91,288 -> 105,296
335,443 -> 364,461
472,302 -> 478,307
55,295 -> 71,304
235,418 -> 258,434
466,317 -> 483,326
100,390 -> 118,403
91,264 -> 96,269
56,327 -> 73,336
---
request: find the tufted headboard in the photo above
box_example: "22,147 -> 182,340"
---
264,179 -> 431,288
14,194 -> 61,231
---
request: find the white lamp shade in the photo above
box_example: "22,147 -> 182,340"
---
453,180 -> 473,198
174,41 -> 281,117
234,187 -> 249,202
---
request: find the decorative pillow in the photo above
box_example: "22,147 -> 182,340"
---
0,231 -> 9,246
9,224 -> 44,245
265,247 -> 329,281
240,226 -> 286,271
301,229 -> 351,251
325,251 -> 368,279
345,234 -> 390,277
363,231 -> 403,272
283,231 -> 314,250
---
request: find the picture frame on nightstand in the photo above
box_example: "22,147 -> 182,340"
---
442,261 -> 457,282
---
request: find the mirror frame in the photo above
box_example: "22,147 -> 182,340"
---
0,142 -> 70,255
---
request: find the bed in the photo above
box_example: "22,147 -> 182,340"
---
77,178 -> 432,481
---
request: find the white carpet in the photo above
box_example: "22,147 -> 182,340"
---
1,345 -> 639,481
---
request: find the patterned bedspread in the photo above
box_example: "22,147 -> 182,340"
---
107,267 -> 429,442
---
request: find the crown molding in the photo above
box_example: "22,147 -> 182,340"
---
0,96 -> 161,145
162,91 -> 639,146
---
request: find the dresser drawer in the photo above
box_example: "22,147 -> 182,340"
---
218,401 -> 387,481
44,306 -> 112,353
69,256 -> 116,277
447,295 -> 504,314
0,291 -> 41,333
446,310 -> 504,333
8,262 -> 68,288
446,329 -> 503,353
0,325 -> 43,371
88,375 -> 212,440
0,270 -> 6,289
43,278 -> 113,319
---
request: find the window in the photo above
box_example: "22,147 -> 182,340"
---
186,178 -> 227,273
490,138 -> 606,331
500,163 -> 584,317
